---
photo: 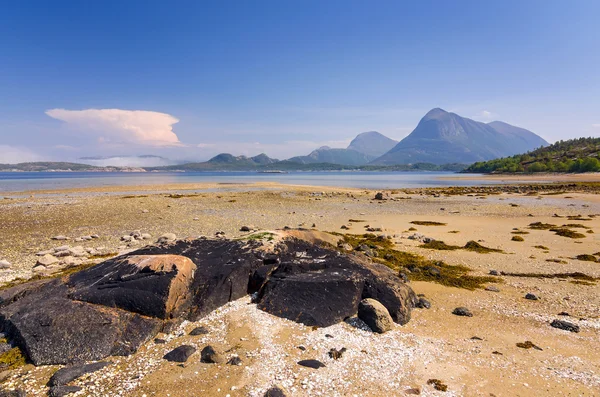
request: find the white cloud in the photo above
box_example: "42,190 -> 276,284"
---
45,108 -> 181,147
0,145 -> 41,164
592,124 -> 600,128
472,110 -> 497,121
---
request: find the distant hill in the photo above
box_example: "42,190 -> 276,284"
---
347,131 -> 398,157
464,137 -> 600,173
78,155 -> 175,167
372,108 -> 548,165
0,162 -> 144,172
288,146 -> 375,166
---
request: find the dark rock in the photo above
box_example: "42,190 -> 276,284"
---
154,338 -> 167,344
264,387 -> 287,397
325,334 -> 334,338
470,336 -> 483,340
416,297 -> 431,309
227,356 -> 242,366
374,192 -> 384,200
0,390 -> 26,397
550,319 -> 580,333
48,386 -> 83,397
452,307 -> 473,317
358,298 -> 393,333
248,265 -> 276,295
489,270 -> 499,276
164,345 -> 196,362
558,311 -> 570,316
297,359 -> 326,369
49,361 -> 110,386
200,345 -> 223,364
258,239 -> 416,326
328,347 -> 347,360
68,255 -> 197,319
189,326 -> 209,336
257,265 -> 364,327
0,279 -> 161,365
525,293 -> 539,301
423,266 -> 441,277
297,345 -> 306,351
240,226 -> 252,232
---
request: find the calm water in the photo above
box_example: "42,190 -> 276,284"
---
0,171 -> 503,193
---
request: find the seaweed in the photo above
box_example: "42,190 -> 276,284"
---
575,254 -> 597,262
420,241 -> 461,251
528,222 -> 556,230
534,245 -> 549,250
500,271 -> 597,282
463,241 -> 503,253
0,347 -> 26,370
341,234 -> 498,290
511,235 -> 524,242
427,379 -> 448,392
419,240 -> 503,254
410,221 -> 447,226
550,228 -> 586,239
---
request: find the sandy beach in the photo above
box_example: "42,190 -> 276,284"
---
1,180 -> 599,396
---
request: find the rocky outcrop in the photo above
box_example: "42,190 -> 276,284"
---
0,234 -> 416,366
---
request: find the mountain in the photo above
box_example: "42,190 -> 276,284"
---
0,162 -> 145,172
464,137 -> 600,173
208,153 -> 278,165
347,131 -> 398,157
288,146 -> 375,166
372,108 -> 549,165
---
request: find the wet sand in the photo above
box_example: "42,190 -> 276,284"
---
0,181 -> 599,396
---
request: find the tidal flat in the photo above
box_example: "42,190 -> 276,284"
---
0,181 -> 599,396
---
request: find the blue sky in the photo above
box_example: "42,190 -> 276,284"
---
1,0 -> 599,163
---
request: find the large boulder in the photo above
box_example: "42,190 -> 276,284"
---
69,255 -> 197,319
257,265 -> 364,326
0,280 -> 160,365
257,239 -> 416,326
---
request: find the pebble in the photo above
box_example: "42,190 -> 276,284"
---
297,359 -> 326,369
550,319 -> 580,333
0,260 -> 11,269
200,345 -> 223,364
157,233 -> 177,243
51,235 -> 70,241
525,293 -> 539,301
485,285 -> 500,292
452,307 -> 473,317
36,254 -> 59,267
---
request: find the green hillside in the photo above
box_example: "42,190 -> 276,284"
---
465,137 -> 600,173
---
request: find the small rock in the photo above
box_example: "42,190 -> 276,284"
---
328,347 -> 347,360
51,235 -> 69,241
227,356 -> 242,366
489,270 -> 500,276
557,311 -> 570,316
340,225 -> 349,230
141,209 -> 149,213
525,293 -> 539,301
189,326 -> 209,336
416,297 -> 431,309
374,192 -> 384,200
240,225 -> 254,232
157,233 -> 177,243
200,345 -> 223,364
357,298 -> 394,333
49,386 -> 82,397
516,341 -> 543,350
36,254 -> 58,267
91,234 -> 100,239
49,361 -> 110,386
54,245 -> 70,252
264,387 -> 287,397
0,260 -> 10,269
141,233 -> 152,240
36,249 -> 54,256
297,359 -> 326,369
550,319 -> 580,333
485,285 -> 500,292
154,338 -> 167,344
452,307 -> 473,317
164,345 -> 197,362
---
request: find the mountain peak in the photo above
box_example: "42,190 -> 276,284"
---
423,108 -> 449,120
347,131 -> 398,157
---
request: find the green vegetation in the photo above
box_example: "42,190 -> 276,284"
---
465,137 -> 600,173
242,232 -> 276,241
528,222 -> 556,230
340,234 -> 498,290
575,254 -> 597,262
551,228 -> 586,239
419,240 -> 503,253
410,221 -> 447,226
0,347 -> 27,370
